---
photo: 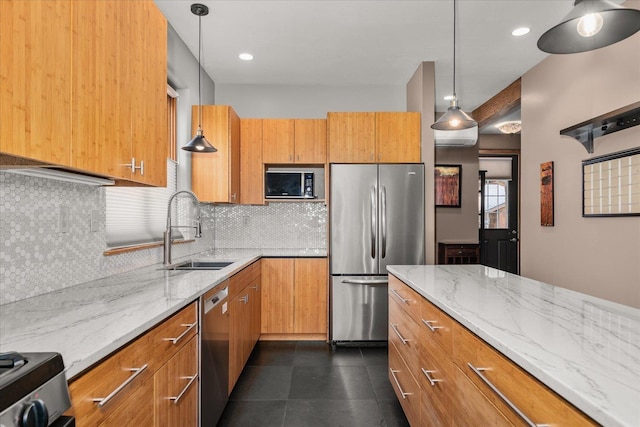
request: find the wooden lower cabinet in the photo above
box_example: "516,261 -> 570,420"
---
99,376 -> 155,427
451,367 -> 511,427
261,257 -> 328,339
389,341 -> 421,427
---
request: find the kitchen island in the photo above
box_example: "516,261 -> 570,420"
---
387,264 -> 639,427
0,248 -> 326,379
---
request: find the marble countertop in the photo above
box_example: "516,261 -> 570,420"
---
0,248 -> 326,379
387,264 -> 640,427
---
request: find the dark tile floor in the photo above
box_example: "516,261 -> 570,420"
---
217,341 -> 410,427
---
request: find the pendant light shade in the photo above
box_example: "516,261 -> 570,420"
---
537,0 -> 640,54
431,0 -> 477,131
182,3 -> 217,153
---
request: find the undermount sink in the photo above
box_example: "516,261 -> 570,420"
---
166,261 -> 234,271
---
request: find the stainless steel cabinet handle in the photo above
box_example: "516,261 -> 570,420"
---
421,319 -> 443,332
342,279 -> 388,285
240,295 -> 249,304
162,322 -> 197,345
92,364 -> 149,408
370,186 -> 377,259
390,289 -> 409,304
389,323 -> 409,344
389,368 -> 412,399
169,374 -> 198,405
381,185 -> 387,259
251,284 -> 259,291
421,368 -> 443,386
122,158 -> 143,175
467,363 -> 548,427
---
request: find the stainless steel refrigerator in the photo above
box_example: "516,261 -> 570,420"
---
330,163 -> 425,343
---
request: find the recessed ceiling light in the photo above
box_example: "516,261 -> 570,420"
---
512,27 -> 531,37
239,53 -> 254,61
443,95 -> 455,101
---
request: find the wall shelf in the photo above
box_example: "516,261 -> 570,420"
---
560,101 -> 640,153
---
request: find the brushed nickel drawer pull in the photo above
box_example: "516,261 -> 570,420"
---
421,368 -> 443,386
251,284 -> 259,290
467,363 -> 549,427
389,323 -> 410,345
169,374 -> 198,404
163,322 -> 197,345
389,368 -> 412,399
421,319 -> 443,332
390,289 -> 409,304
92,364 -> 149,408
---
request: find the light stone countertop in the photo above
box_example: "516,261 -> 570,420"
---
0,248 -> 326,379
387,264 -> 640,427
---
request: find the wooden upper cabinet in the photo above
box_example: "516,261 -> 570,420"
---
294,119 -> 327,164
376,112 -> 421,163
240,119 -> 264,205
192,105 -> 240,203
262,119 -> 295,163
328,112 -> 376,163
0,0 -> 73,166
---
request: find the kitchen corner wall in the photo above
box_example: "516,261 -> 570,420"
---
520,0 -> 640,308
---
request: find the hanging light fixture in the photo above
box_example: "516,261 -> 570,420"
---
537,0 -> 640,54
182,3 -> 217,152
431,0 -> 477,131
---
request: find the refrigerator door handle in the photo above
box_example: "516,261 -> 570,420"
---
341,279 -> 389,285
381,185 -> 387,259
370,185 -> 377,259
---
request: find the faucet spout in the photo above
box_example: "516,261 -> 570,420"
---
164,190 -> 203,265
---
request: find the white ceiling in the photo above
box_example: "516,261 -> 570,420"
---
154,0 -> 577,114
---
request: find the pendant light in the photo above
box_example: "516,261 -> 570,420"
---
431,0 -> 477,131
182,3 -> 217,152
538,0 -> 640,54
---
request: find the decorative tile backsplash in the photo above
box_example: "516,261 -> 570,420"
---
0,172 -> 326,305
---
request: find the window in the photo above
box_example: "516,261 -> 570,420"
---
105,86 -> 179,249
483,180 -> 509,229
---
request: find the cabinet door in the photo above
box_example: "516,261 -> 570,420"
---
452,367 -> 512,427
293,258 -> 327,335
0,0 -> 72,166
261,258 -> 295,334
376,112 -> 421,163
249,271 -> 262,346
240,119 -> 264,204
98,376 -> 154,427
72,0 -> 132,179
262,119 -> 295,163
192,105 -> 240,203
294,119 -> 327,164
327,112 -> 376,163
129,1 -> 167,186
229,289 -> 250,391
154,336 -> 198,427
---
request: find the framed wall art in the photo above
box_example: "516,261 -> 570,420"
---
435,164 -> 462,207
540,161 -> 554,226
582,147 -> 640,217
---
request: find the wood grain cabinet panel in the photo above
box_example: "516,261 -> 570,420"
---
262,119 -> 295,163
192,105 -> 241,203
452,366 -> 512,427
388,274 -> 422,325
152,301 -> 197,368
389,341 -> 421,427
293,257 -> 328,334
388,296 -> 422,376
99,375 -> 154,427
376,112 -> 421,163
420,296 -> 454,355
261,258 -> 295,334
327,112 -> 376,163
0,0 -> 73,166
419,327 -> 455,427
293,119 -> 327,164
240,119 -> 264,205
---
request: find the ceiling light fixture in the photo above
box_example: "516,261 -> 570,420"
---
512,27 -> 531,37
537,0 -> 640,54
239,53 -> 254,61
431,0 -> 477,131
495,121 -> 522,134
443,95 -> 455,101
182,3 -> 217,153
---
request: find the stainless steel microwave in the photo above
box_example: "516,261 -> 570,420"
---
265,171 -> 315,198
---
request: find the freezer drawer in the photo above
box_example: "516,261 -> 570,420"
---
330,275 -> 389,342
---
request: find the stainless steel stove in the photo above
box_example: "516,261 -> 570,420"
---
0,352 -> 74,427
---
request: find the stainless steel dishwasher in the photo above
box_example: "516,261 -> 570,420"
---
200,285 -> 229,426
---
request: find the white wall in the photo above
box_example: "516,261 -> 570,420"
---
520,1 -> 640,308
215,84 -> 405,118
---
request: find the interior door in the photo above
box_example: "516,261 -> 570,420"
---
479,155 -> 519,274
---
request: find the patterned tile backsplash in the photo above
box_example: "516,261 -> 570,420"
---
0,172 -> 326,305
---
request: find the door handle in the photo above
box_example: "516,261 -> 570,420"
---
510,238 -> 518,242
381,185 -> 387,259
370,185 -> 377,259
342,279 -> 388,285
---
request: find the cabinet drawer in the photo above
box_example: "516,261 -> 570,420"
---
229,260 -> 260,300
445,247 -> 478,257
389,297 -> 422,376
152,302 -> 198,367
419,297 -> 453,355
389,274 -> 422,325
389,341 -> 421,427
419,332 -> 454,427
452,366 -> 512,427
69,332 -> 155,426
453,323 -> 596,427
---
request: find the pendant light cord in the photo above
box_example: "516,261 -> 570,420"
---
198,14 -> 203,130
452,0 -> 457,100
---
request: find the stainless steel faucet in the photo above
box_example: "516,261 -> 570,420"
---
164,190 -> 203,265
